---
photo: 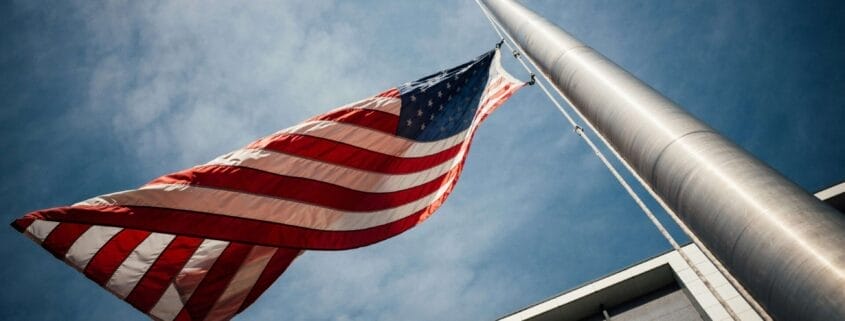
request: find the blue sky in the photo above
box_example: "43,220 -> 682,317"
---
1,1 -> 843,320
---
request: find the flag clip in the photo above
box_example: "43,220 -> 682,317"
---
512,50 -> 521,58
527,74 -> 536,86
496,39 -> 504,49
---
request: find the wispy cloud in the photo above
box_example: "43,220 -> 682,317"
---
74,2 -> 382,170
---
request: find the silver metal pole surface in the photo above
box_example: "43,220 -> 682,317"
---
480,1 -> 845,320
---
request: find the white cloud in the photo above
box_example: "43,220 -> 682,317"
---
75,1 -> 382,170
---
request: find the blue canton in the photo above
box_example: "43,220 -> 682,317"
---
396,50 -> 495,141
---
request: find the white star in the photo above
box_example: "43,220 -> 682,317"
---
446,83 -> 451,89
427,100 -> 433,107
437,91 -> 442,98
440,126 -> 446,132
410,95 -> 416,102
417,109 -> 423,116
406,119 -> 413,127
438,105 -> 444,111
429,114 -> 435,120
448,95 -> 452,101
421,123 -> 426,130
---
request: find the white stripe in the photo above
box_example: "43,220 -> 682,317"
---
815,181 -> 845,200
210,80 -> 517,196
72,82 -> 519,232
482,77 -> 506,97
480,76 -> 518,105
72,67 -> 521,237
24,220 -> 60,244
65,226 -> 123,270
204,146 -> 462,193
331,96 -> 401,116
174,239 -> 230,303
149,284 -> 183,321
490,48 -> 523,85
176,79 -> 514,197
204,246 -> 277,321
327,179 -> 454,230
106,233 -> 176,298
76,175 -> 457,231
478,81 -> 518,114
264,120 -> 469,158
478,89 -> 509,115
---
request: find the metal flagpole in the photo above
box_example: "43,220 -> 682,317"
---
473,2 -> 745,320
473,2 -> 766,320
479,1 -> 845,321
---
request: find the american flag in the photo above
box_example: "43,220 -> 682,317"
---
11,49 -> 523,321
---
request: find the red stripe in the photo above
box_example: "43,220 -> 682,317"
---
310,108 -> 398,134
10,217 -> 34,232
41,223 -> 91,259
376,88 -> 400,98
125,236 -> 204,313
245,133 -> 463,174
480,92 -> 516,122
18,107 -> 491,251
480,84 -> 512,107
148,164 -> 453,212
9,65 -> 523,320
182,243 -> 253,321
26,204 -> 428,250
83,229 -> 151,286
236,248 -> 301,313
20,157 -> 468,250
173,309 -> 191,321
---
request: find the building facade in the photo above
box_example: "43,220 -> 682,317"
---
500,182 -> 845,321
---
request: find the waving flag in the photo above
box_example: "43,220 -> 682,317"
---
11,49 -> 522,321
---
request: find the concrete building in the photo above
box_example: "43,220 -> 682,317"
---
499,182 -> 845,321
